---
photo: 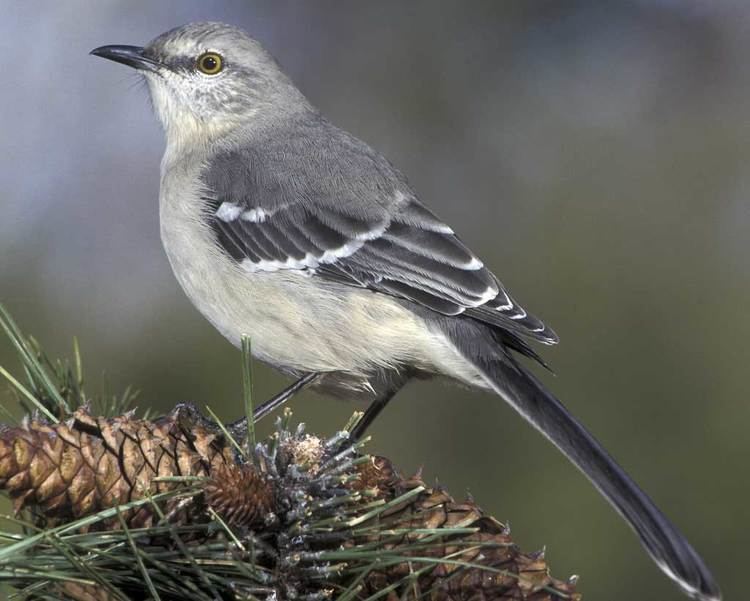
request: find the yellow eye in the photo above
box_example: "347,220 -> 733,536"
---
197,52 -> 223,75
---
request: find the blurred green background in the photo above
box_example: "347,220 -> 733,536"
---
1,1 -> 746,598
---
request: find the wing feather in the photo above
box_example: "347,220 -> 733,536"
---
200,120 -> 556,344
206,191 -> 557,344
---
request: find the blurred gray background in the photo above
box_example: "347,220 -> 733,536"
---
1,1 -> 746,598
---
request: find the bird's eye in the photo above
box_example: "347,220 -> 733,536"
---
197,52 -> 223,75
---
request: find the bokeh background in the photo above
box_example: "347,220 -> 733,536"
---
1,1 -> 746,598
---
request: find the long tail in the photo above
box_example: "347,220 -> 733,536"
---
465,349 -> 720,600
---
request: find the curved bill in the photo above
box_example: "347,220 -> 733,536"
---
90,45 -> 161,72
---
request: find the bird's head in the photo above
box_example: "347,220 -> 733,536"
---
91,22 -> 309,146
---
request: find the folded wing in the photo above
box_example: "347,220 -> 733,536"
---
206,191 -> 558,346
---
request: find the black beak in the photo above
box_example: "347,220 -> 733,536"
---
90,45 -> 161,72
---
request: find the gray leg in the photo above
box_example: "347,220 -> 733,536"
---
253,372 -> 321,421
228,372 -> 320,439
349,381 -> 407,442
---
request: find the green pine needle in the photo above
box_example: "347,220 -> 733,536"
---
0,365 -> 57,423
0,304 -> 69,415
116,510 -> 162,601
241,335 -> 255,452
204,405 -> 245,457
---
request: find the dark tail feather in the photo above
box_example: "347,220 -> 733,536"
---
474,354 -> 720,600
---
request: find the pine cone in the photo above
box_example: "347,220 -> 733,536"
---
55,582 -> 121,601
0,405 -> 236,528
204,462 -> 275,528
352,457 -> 580,600
0,408 -> 580,600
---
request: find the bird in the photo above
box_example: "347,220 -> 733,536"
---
91,22 -> 720,600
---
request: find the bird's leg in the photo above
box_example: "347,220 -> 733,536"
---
254,372 -> 322,421
228,372 -> 321,440
349,387 -> 400,442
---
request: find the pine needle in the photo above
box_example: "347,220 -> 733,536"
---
241,335 -> 255,453
0,304 -> 69,415
117,510 -> 162,601
205,405 -> 245,458
0,365 -> 57,423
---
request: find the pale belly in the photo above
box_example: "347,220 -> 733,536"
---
169,248 -> 434,377
158,168 -> 486,393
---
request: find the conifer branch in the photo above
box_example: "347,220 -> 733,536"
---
0,304 -> 580,600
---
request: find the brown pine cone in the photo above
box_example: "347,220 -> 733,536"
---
0,406 -> 579,600
0,405 -> 237,528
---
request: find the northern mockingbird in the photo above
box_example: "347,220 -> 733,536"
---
91,22 -> 719,600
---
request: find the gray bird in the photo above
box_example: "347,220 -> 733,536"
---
91,22 -> 719,600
